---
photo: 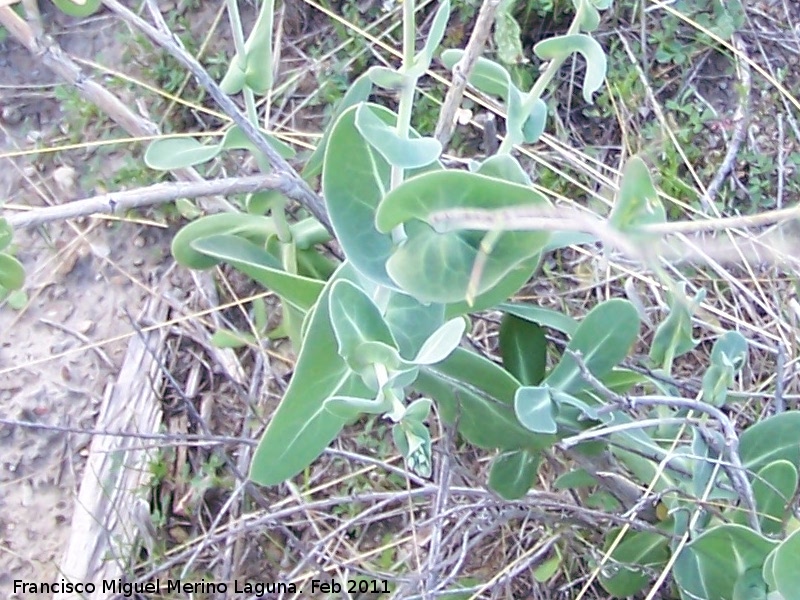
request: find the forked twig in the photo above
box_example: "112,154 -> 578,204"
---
101,0 -> 332,233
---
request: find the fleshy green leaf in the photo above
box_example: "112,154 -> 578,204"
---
734,461 -> 797,536
702,363 -> 735,407
6,289 -> 27,310
328,280 -> 397,374
443,254 -> 541,316
0,253 -> 25,290
475,154 -> 531,185
649,284 -> 705,371
608,156 -> 664,232
172,213 -> 277,269
733,567 -> 768,600
220,125 -> 295,159
323,394 -> 391,419
711,331 -> 749,371
366,66 -> 406,90
383,292 -> 446,359
499,313 -> 547,385
544,299 -> 640,394
210,329 -> 253,349
52,0 -> 101,17
355,104 -> 441,169
0,219 -> 12,252
522,98 -> 548,143
488,449 -> 541,500
410,0 -> 451,75
412,318 -> 466,365
533,34 -> 607,103
404,397 -> 433,422
415,348 -> 554,451
250,264 -> 373,485
494,0 -> 525,65
303,73 -> 373,180
440,50 -> 512,98
600,529 -> 670,598
673,524 -> 776,600
554,468 -> 598,490
773,530 -> 800,599
323,104 -> 394,286
499,302 -> 579,336
514,386 -> 557,434
189,235 -> 324,312
144,137 -> 221,170
740,412 -> 800,476
219,0 -> 274,94
375,170 -> 550,304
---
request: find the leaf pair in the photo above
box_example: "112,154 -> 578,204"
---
219,0 -> 275,95
145,125 -> 294,172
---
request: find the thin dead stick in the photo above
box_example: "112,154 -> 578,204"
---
434,0 -> 502,147
4,173 -> 298,229
430,202 -> 800,236
698,33 -> 751,211
430,204 -> 800,271
0,6 -> 158,137
101,0 -> 332,234
0,4 -> 236,212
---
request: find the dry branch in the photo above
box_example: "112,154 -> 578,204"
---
435,0 -> 502,148
5,173 -> 297,229
101,0 -> 332,233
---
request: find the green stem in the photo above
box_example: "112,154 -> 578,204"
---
390,0 -> 419,244
497,1 -> 585,154
225,0 -> 259,125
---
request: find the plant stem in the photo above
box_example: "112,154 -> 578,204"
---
389,0 -> 419,244
497,1 -> 585,154
391,0 -> 417,192
225,0 -> 259,124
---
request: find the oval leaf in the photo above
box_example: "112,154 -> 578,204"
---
488,450 -> 541,500
52,0 -> 101,17
740,412 -> 800,475
355,104 -> 441,169
773,529 -> 800,599
323,104 -> 394,286
144,137 -> 221,170
544,299 -> 640,394
415,348 -> 554,451
413,318 -> 466,365
328,280 -> 397,368
250,264 -> 373,485
533,34 -> 607,103
741,460 -> 798,536
673,524 -> 776,600
440,50 -> 512,99
376,170 -> 550,304
499,313 -> 547,385
515,386 -> 557,434
0,253 -> 25,290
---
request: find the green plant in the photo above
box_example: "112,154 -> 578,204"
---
39,0 -> 799,596
0,217 -> 25,305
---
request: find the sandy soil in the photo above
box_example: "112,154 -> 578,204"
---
0,7 -> 171,596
